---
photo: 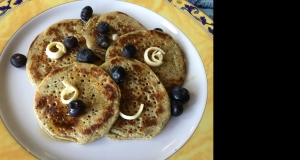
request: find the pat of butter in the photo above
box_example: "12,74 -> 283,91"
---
120,104 -> 144,120
112,34 -> 119,41
46,42 -> 67,60
60,80 -> 79,104
144,47 -> 165,67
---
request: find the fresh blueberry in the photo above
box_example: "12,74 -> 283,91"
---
10,53 -> 27,68
96,34 -> 110,49
122,44 -> 136,58
80,6 -> 93,22
64,36 -> 78,49
97,22 -> 110,34
110,65 -> 126,83
76,48 -> 95,63
68,100 -> 86,117
170,100 -> 183,117
170,86 -> 190,104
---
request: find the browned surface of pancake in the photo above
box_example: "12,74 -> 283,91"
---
100,56 -> 170,140
26,19 -> 103,88
105,30 -> 186,92
83,11 -> 146,60
34,62 -> 121,144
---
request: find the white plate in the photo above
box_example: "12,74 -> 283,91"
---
0,0 -> 207,159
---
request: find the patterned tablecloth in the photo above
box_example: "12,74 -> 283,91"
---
0,0 -> 213,159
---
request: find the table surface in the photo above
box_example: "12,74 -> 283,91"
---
0,0 -> 213,159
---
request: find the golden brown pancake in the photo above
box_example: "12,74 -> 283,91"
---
26,19 -> 103,88
100,56 -> 170,140
105,30 -> 186,92
83,11 -> 146,61
34,62 -> 121,144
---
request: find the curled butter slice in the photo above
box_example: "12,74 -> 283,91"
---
60,80 -> 79,104
144,47 -> 166,67
46,42 -> 67,60
120,104 -> 144,120
112,34 -> 119,41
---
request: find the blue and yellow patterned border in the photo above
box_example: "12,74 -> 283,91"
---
0,0 -> 30,21
164,0 -> 213,39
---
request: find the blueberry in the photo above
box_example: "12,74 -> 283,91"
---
10,53 -> 27,68
76,48 -> 95,63
96,34 -> 110,49
170,100 -> 183,117
170,86 -> 190,104
80,6 -> 93,22
68,100 -> 86,117
97,22 -> 110,34
122,44 -> 136,58
153,28 -> 163,32
110,65 -> 126,83
64,36 -> 78,49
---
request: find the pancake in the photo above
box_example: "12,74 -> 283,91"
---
26,19 -> 103,88
105,30 -> 186,92
83,11 -> 146,61
33,62 -> 121,144
100,56 -> 171,140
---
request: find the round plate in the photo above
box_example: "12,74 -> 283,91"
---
0,0 -> 207,159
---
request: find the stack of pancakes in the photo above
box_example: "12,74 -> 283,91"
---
26,11 -> 186,144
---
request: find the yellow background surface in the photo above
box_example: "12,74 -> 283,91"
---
0,0 -> 213,159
